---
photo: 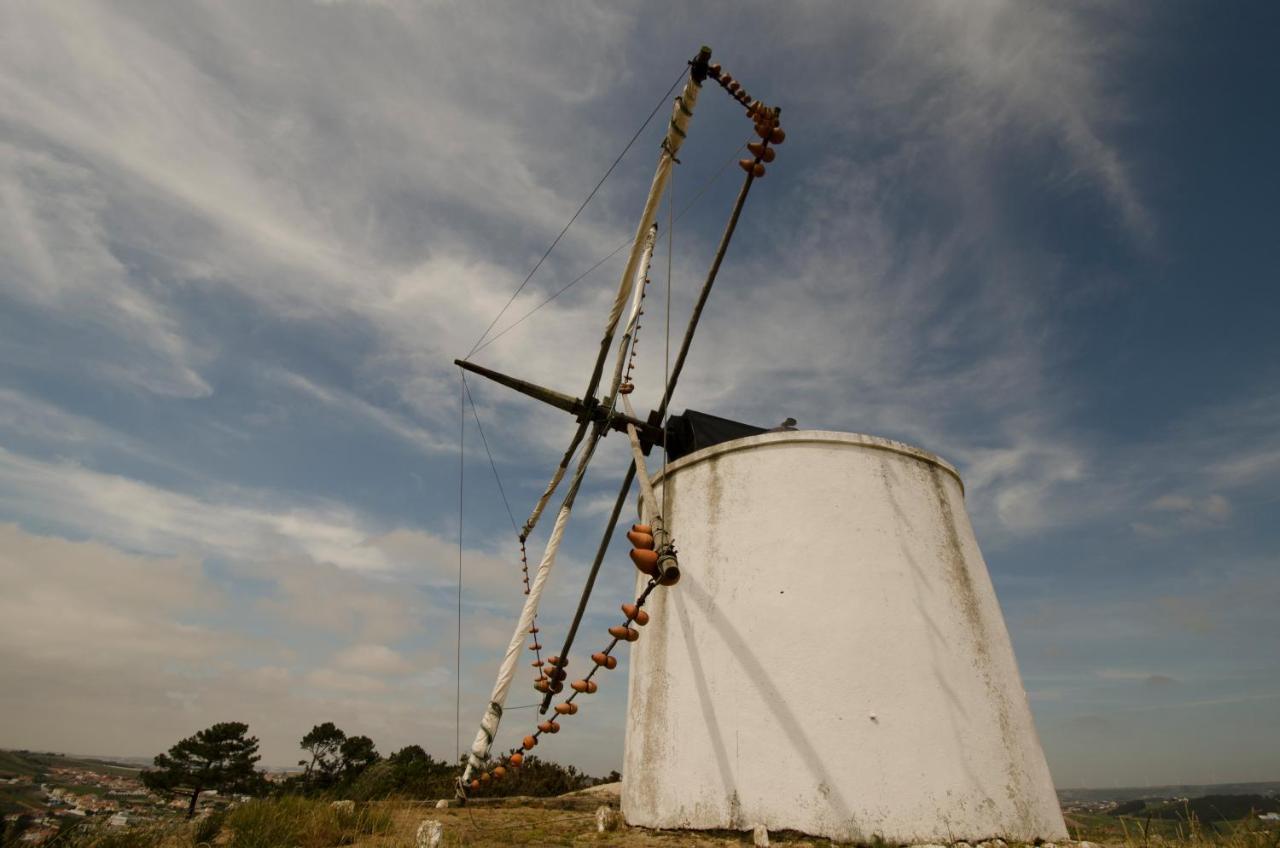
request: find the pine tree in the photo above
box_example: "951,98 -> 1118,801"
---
299,722 -> 346,786
339,734 -> 380,778
141,722 -> 263,818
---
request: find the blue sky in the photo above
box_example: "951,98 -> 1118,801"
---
1,2 -> 1276,788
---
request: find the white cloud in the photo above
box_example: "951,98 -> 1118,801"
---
305,668 -> 389,694
11,0 -> 1271,788
0,446 -> 391,571
332,644 -> 415,677
265,368 -> 453,455
0,521 -> 498,769
0,143 -> 211,397
0,524 -> 226,671
1149,492 -> 1231,525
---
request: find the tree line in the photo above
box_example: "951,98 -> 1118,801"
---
140,721 -> 613,818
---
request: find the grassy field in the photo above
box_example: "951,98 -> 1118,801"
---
1067,810 -> 1280,848
12,795 -> 1278,848
0,750 -> 142,780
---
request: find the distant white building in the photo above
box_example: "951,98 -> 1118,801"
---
1259,813 -> 1280,822
108,813 -> 129,827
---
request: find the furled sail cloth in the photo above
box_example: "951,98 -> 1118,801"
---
456,212 -> 678,792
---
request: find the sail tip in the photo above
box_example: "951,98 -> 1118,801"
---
691,47 -> 712,83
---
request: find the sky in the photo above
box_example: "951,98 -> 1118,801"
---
0,1 -> 1277,790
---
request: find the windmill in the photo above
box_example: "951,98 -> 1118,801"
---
453,46 -> 1067,845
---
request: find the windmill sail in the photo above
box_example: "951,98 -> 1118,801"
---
454,44 -> 785,801
455,52 -> 707,783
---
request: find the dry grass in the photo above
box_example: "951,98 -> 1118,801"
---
1070,807 -> 1280,848
363,800 -> 842,846
42,797 -> 1280,848
223,796 -> 393,847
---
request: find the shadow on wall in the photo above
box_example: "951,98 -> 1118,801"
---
674,577 -> 861,834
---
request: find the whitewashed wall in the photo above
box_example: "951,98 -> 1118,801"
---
622,431 -> 1067,843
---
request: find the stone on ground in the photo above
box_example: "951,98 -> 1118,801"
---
595,805 -> 620,832
415,818 -> 443,848
753,823 -> 770,847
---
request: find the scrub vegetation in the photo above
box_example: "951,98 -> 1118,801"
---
14,797 -> 1280,848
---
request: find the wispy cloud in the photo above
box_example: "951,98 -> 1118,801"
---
0,0 -> 1274,785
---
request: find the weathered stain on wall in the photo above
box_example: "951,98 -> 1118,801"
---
621,431 -> 1067,843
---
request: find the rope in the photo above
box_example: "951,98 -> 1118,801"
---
462,373 -> 542,673
455,374 -> 465,765
471,143 -> 748,357
464,69 -> 686,360
460,374 -> 518,534
663,148 -> 674,511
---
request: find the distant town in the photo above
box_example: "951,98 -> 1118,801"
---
0,750 -> 292,844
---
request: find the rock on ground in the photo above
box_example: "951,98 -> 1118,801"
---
415,818 -> 443,848
596,805 -> 621,832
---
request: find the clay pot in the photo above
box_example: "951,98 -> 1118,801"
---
528,642 -> 541,652
626,530 -> 655,549
621,603 -> 650,626
609,625 -> 640,642
510,753 -> 523,767
630,548 -> 660,574
571,679 -> 598,694
531,659 -> 543,668
549,680 -> 563,693
547,655 -> 565,667
479,772 -> 490,783
658,565 -> 682,586
631,523 -> 652,535
493,766 -> 506,779
470,779 -> 480,791
533,680 -> 549,693
523,734 -> 537,749
770,127 -> 786,144
554,702 -> 579,715
592,652 -> 618,670
537,721 -> 559,734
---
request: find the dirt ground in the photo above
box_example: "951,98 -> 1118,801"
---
365,795 -> 846,847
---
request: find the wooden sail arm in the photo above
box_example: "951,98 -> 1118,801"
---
454,359 -> 665,449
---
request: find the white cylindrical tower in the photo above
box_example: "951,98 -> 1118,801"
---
622,431 -> 1066,844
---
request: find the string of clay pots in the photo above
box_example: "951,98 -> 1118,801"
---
702,62 -> 786,178
465,524 -> 673,793
518,540 -> 546,685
